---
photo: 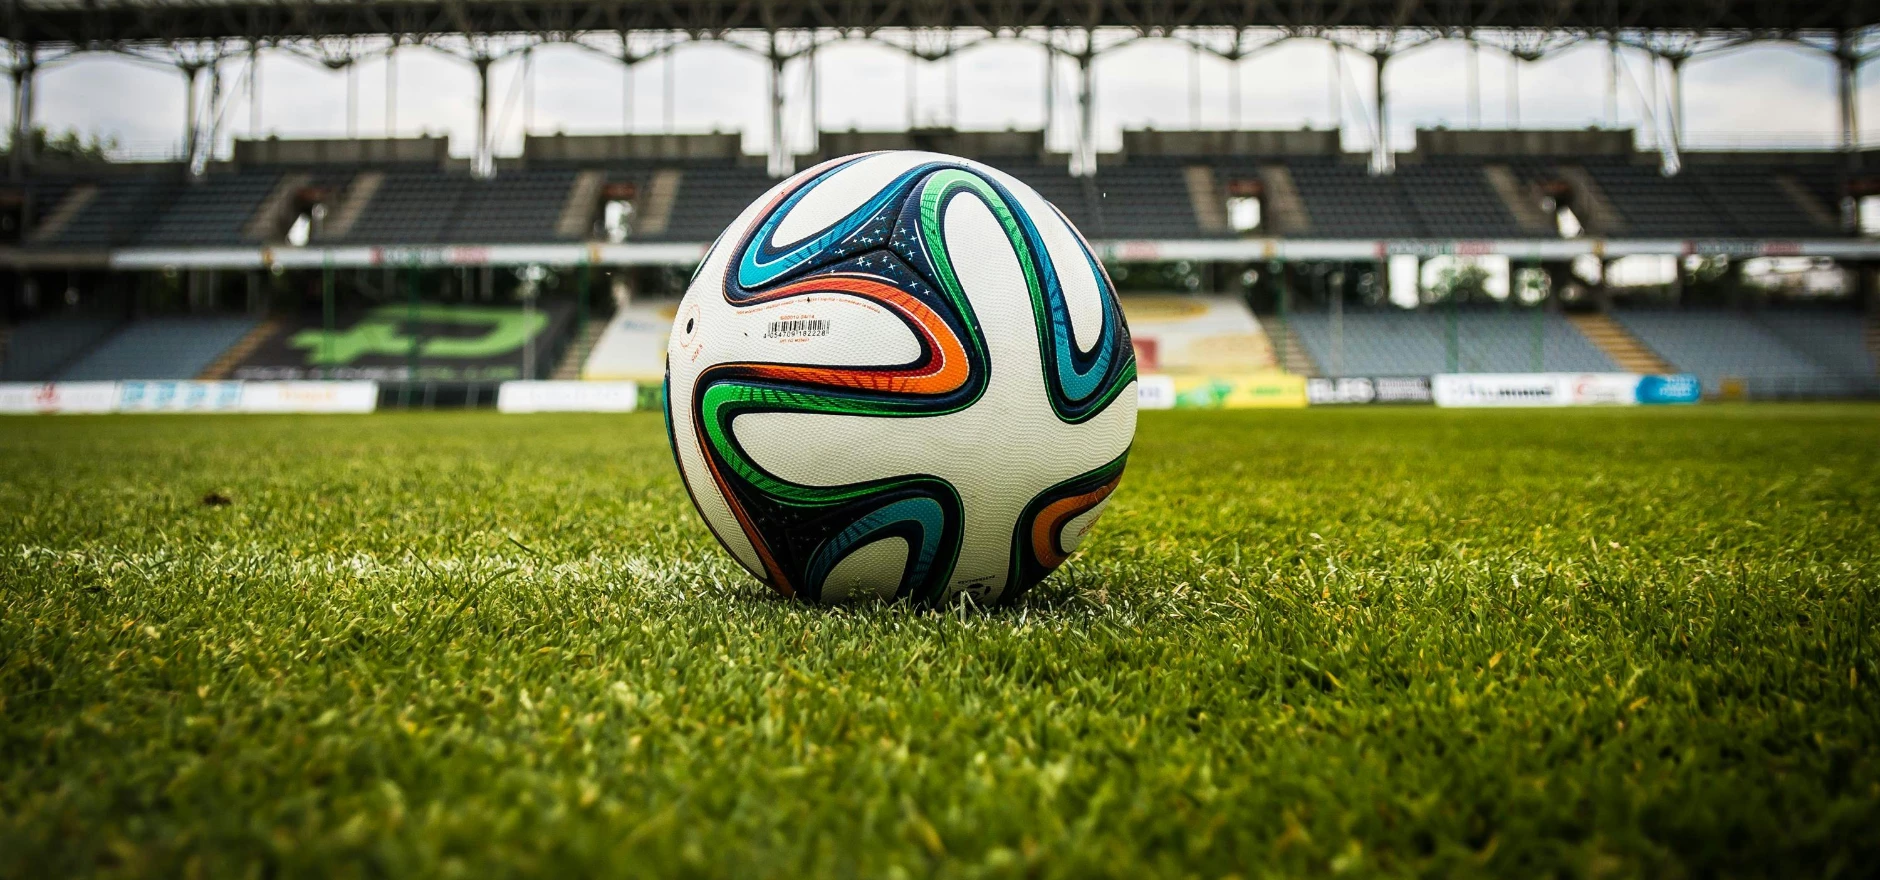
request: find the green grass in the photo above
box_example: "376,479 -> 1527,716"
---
2,405 -> 1877,878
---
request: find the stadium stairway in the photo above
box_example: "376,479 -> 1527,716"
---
1183,166 -> 1229,234
1554,165 -> 1626,235
555,171 -> 607,239
634,170 -> 682,236
1482,165 -> 1555,234
28,184 -> 98,244
1567,313 -> 1674,373
552,320 -> 610,380
1264,318 -> 1321,376
197,317 -> 286,380
1256,166 -> 1311,235
321,172 -> 383,239
243,173 -> 313,241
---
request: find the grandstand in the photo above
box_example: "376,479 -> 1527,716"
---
1,0 -> 1877,403
2,125 -> 1878,401
1610,309 -> 1880,398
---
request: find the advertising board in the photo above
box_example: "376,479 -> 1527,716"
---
1306,376 -> 1434,405
1167,373 -> 1308,408
1136,375 -> 1177,410
497,381 -> 640,413
233,303 -> 572,383
0,381 -> 379,414
1635,374 -> 1703,404
1433,373 -> 1702,407
0,382 -> 120,414
117,381 -> 245,413
1137,373 -> 1306,409
240,381 -> 380,413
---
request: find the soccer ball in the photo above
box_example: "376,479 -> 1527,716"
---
665,151 -> 1137,605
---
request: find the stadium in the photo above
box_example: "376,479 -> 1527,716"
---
2,0 -> 1878,876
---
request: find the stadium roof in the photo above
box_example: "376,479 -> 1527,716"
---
5,0 -> 1877,46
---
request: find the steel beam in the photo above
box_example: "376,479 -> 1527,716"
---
1072,34 -> 1095,177
1838,31 -> 1861,151
473,55 -> 493,179
386,41 -> 398,136
1371,50 -> 1391,175
1042,35 -> 1055,147
767,33 -> 791,177
5,2 -> 1872,46
8,45 -> 36,182
181,63 -> 201,173
1669,55 -> 1685,158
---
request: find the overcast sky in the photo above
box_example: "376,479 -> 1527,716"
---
15,34 -> 1875,160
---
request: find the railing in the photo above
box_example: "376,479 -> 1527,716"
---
91,128 -> 1880,167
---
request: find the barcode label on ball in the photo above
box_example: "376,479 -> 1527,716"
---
765,318 -> 830,339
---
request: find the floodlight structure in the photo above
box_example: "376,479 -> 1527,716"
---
2,0 -> 1878,180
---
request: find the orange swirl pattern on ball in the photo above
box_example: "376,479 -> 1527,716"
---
724,273 -> 971,396
1029,475 -> 1122,569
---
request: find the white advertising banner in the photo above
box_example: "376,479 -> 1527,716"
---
239,381 -> 380,413
1136,375 -> 1177,410
117,381 -> 246,412
0,381 -> 379,414
497,380 -> 640,413
1433,373 -> 1642,408
0,382 -> 121,414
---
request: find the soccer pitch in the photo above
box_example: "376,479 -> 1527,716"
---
3,406 -> 1876,877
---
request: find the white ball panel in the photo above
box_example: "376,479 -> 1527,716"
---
770,152 -> 931,247
1058,498 -> 1111,555
694,291 -> 921,369
818,536 -> 909,602
969,163 -> 1106,353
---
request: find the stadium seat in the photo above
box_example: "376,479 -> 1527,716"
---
653,162 -> 774,243
323,170 -> 578,244
1284,309 -> 1620,376
1283,157 -> 1424,239
36,174 -> 184,248
1753,309 -> 1877,377
0,314 -> 125,381
139,172 -> 285,245
1398,161 -> 1526,239
1611,310 -> 1873,397
53,317 -> 261,381
1091,163 -> 1203,239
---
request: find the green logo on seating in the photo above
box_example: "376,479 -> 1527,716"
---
290,305 -> 548,365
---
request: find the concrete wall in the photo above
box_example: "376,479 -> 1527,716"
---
1681,150 -> 1853,166
233,137 -> 450,166
817,128 -> 1047,158
1413,128 -> 1635,156
523,133 -> 744,162
1122,129 -> 1341,156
